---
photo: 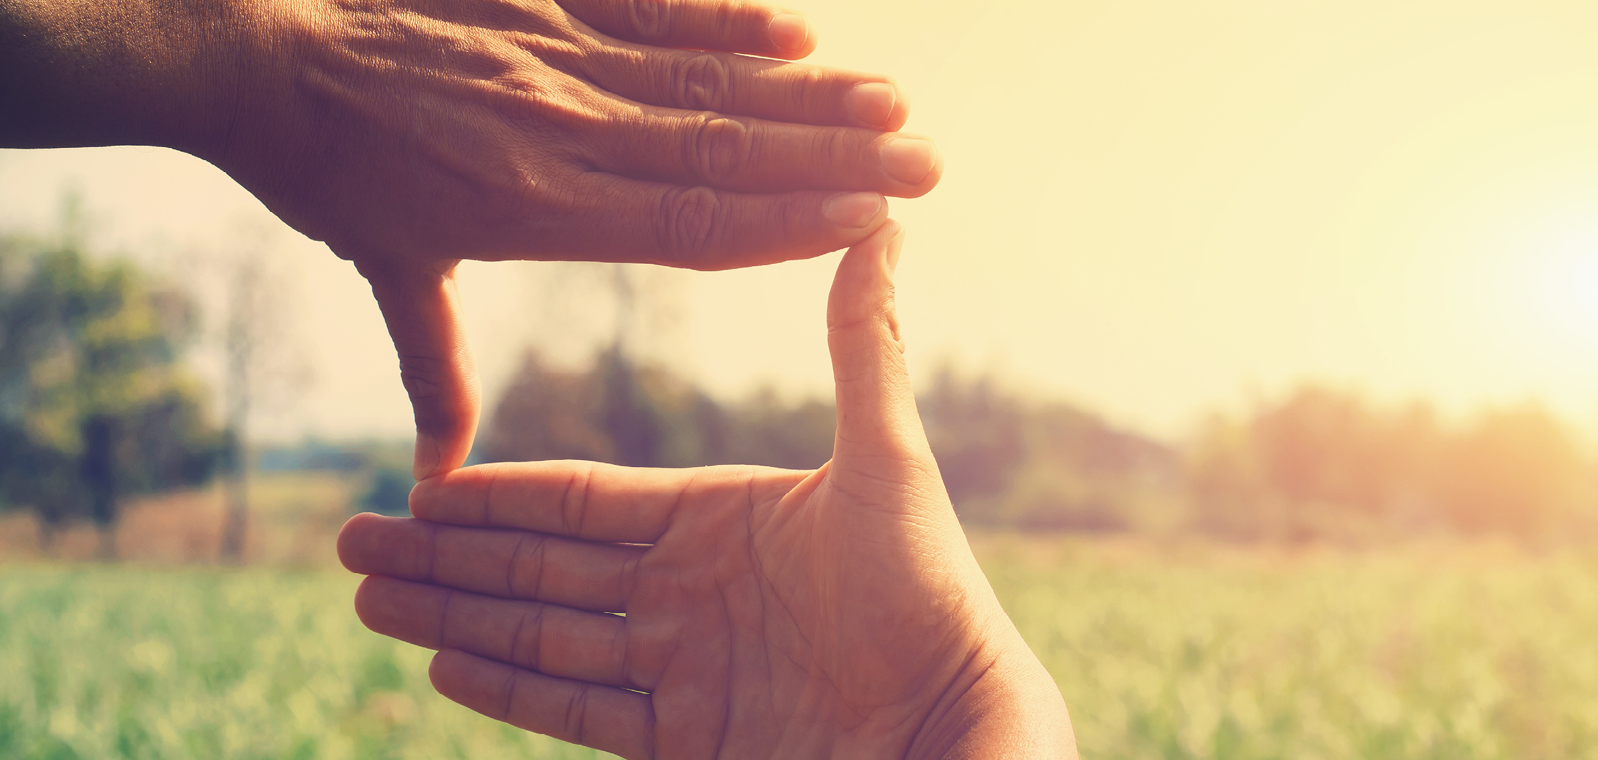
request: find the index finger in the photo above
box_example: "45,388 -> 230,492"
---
411,461 -> 743,543
560,0 -> 817,59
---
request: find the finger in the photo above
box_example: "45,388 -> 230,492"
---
355,576 -> 642,689
338,512 -> 641,612
430,649 -> 655,760
555,175 -> 887,269
591,109 -> 941,196
410,461 -> 723,542
581,46 -> 909,129
561,0 -> 817,59
825,220 -> 926,458
362,264 -> 480,480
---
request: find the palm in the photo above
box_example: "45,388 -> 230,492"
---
623,457 -> 981,757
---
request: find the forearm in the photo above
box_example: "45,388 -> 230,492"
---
0,0 -> 247,151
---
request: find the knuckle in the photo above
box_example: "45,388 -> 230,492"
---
625,0 -> 671,40
812,127 -> 850,168
787,65 -> 829,114
687,115 -> 752,184
654,186 -> 727,264
672,53 -> 732,111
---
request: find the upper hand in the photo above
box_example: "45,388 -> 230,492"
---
212,0 -> 944,478
338,224 -> 1074,759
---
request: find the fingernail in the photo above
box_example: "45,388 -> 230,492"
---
823,192 -> 884,228
845,82 -> 897,128
880,138 -> 938,185
768,14 -> 810,53
412,432 -> 439,481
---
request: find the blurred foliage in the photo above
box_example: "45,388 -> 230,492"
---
360,468 -> 413,517
920,369 -> 1182,532
482,354 -> 1598,541
479,346 -> 835,471
1187,385 -> 1598,541
481,350 -> 1182,532
0,224 -> 224,550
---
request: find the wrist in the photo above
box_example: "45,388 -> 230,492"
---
909,635 -> 1077,760
0,0 -> 258,152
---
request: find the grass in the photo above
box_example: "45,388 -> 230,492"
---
0,566 -> 612,760
980,536 -> 1598,760
3,485 -> 1598,759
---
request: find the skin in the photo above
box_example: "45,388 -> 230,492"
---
0,0 -> 943,479
338,223 -> 1079,759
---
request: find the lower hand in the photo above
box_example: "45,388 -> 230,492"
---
338,223 -> 1075,758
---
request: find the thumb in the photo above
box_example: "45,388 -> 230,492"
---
364,264 -> 481,481
826,220 -> 925,460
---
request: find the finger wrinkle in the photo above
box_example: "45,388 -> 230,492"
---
560,463 -> 596,537
511,604 -> 547,671
499,665 -> 521,721
479,462 -> 504,526
420,519 -> 441,582
506,531 -> 532,597
565,681 -> 597,746
435,587 -> 459,649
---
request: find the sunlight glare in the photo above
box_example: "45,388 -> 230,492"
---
1540,234 -> 1598,336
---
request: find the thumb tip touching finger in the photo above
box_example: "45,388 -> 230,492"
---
828,219 -> 905,326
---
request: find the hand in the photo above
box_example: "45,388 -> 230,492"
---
1,0 -> 944,479
338,223 -> 1075,759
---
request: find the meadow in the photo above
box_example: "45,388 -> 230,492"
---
3,478 -> 1598,759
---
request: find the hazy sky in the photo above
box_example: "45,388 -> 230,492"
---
5,0 -> 1598,443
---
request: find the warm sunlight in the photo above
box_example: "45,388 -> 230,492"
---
1523,220 -> 1598,345
1545,240 -> 1598,335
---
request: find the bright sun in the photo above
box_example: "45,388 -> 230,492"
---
1533,231 -> 1598,339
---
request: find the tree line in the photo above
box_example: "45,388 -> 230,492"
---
4,223 -> 1595,549
479,349 -> 1598,542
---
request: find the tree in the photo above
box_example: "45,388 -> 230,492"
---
211,235 -> 306,562
0,219 -> 223,556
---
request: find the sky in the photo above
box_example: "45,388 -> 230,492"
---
5,0 -> 1598,444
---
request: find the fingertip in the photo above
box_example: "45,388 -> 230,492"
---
822,191 -> 886,230
884,82 -> 912,132
428,649 -> 473,700
830,218 -> 904,325
879,135 -> 943,196
427,649 -> 450,691
336,512 -> 382,572
767,12 -> 815,58
407,475 -> 438,519
352,574 -> 385,630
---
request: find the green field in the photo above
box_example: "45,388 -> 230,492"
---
3,539 -> 1597,760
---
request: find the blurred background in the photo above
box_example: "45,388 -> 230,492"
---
5,0 -> 1598,758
